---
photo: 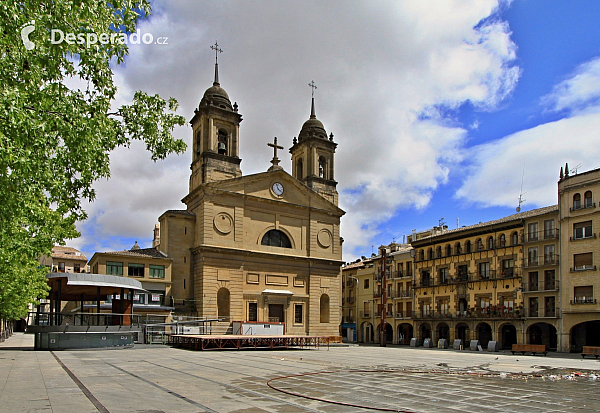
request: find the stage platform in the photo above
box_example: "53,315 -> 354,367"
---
169,334 -> 331,350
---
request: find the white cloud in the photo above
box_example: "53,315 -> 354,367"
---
74,1 -> 520,260
543,57 -> 600,114
457,56 -> 600,209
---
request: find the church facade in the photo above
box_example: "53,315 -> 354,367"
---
155,56 -> 344,336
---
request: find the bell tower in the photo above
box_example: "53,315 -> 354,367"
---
290,81 -> 338,205
189,42 -> 242,192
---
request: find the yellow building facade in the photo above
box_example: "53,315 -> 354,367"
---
558,167 -> 600,352
88,242 -> 174,321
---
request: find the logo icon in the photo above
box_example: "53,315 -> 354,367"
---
20,20 -> 36,50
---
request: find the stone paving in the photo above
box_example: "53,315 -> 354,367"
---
1,333 -> 600,412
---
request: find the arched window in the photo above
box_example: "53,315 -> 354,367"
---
428,248 -> 434,260
465,240 -> 471,253
217,129 -> 228,155
499,234 -> 506,247
297,158 -> 303,179
584,191 -> 593,208
261,229 -> 292,248
217,288 -> 230,318
573,193 -> 581,210
511,231 -> 519,246
318,156 -> 327,179
455,242 -> 462,255
420,249 -> 425,261
476,238 -> 483,251
320,294 -> 330,323
195,132 -> 201,156
446,244 -> 452,257
436,246 -> 442,258
487,236 -> 494,250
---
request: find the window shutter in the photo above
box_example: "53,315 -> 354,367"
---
574,252 -> 593,267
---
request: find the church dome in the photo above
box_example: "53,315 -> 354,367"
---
200,82 -> 233,111
298,98 -> 327,141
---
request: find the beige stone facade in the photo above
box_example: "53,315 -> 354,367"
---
558,167 -> 600,351
155,63 -> 344,336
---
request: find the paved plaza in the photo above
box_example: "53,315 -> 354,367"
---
1,333 -> 600,412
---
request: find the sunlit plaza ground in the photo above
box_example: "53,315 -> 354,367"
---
1,333 -> 599,412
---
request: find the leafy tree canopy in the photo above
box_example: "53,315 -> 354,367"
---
0,0 -> 186,320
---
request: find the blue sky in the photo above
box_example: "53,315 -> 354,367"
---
368,0 -> 600,255
67,1 -> 600,263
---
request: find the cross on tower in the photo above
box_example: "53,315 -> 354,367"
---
210,41 -> 223,63
308,80 -> 317,98
267,137 -> 284,171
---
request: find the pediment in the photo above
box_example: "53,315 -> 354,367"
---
204,170 -> 344,216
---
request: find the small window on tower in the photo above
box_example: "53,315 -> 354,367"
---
319,156 -> 327,179
217,129 -> 228,155
297,158 -> 304,179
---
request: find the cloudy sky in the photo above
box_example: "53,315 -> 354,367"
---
70,0 -> 600,262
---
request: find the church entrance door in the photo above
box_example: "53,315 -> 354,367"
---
269,304 -> 284,322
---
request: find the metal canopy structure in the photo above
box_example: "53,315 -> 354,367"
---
30,272 -> 147,331
46,272 -> 146,301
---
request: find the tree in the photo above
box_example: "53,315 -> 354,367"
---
0,1 -> 187,320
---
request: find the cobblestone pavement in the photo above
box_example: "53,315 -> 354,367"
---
1,333 -> 599,412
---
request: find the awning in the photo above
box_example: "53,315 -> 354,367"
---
262,289 -> 294,295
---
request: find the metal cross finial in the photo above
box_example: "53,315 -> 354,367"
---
268,137 -> 284,160
267,137 -> 284,171
308,80 -> 317,98
210,41 -> 223,63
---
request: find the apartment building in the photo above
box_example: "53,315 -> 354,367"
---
88,242 -> 174,320
342,165 -> 600,352
345,244 -> 415,344
411,207 -> 558,350
341,261 -> 362,341
558,167 -> 600,352
39,246 -> 88,273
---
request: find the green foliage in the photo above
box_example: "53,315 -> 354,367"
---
0,1 -> 186,319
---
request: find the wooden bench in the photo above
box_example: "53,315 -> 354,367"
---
581,346 -> 600,359
511,344 -> 547,356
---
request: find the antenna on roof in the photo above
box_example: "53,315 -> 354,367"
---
516,167 -> 526,212
439,217 -> 446,227
571,163 -> 582,175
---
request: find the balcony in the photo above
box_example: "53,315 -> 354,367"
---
360,311 -> 370,318
570,202 -> 596,212
524,306 -> 560,318
522,281 -> 558,292
570,265 -> 597,272
522,229 -> 560,243
386,311 -> 394,318
346,297 -> 355,304
570,233 -> 597,241
570,297 -> 597,305
391,290 -> 413,299
412,308 -> 524,320
420,279 -> 432,287
345,315 -> 355,323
